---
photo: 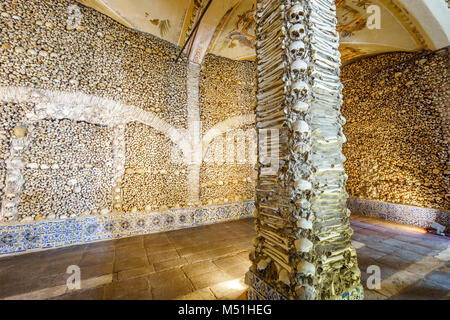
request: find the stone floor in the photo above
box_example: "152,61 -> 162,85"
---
0,214 -> 448,300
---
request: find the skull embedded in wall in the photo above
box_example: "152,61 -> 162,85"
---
288,3 -> 305,24
297,217 -> 313,230
297,198 -> 310,210
289,41 -> 305,59
289,24 -> 306,41
294,179 -> 312,191
297,260 -> 315,277
293,100 -> 309,112
294,141 -> 311,154
290,81 -> 309,100
293,120 -> 310,134
290,59 -> 308,80
294,237 -> 313,253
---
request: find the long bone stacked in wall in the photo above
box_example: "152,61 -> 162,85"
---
251,0 -> 361,299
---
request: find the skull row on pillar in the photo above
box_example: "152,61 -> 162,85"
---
251,0 -> 361,300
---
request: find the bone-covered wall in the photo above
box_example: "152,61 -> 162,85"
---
341,50 -> 449,212
199,54 -> 257,205
0,0 -> 256,225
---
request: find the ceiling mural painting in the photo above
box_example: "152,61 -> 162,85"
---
77,0 -> 449,64
336,0 -> 421,62
188,0 -> 255,63
206,4 -> 237,54
207,0 -> 257,61
336,0 -> 372,38
144,12 -> 171,38
179,0 -> 209,47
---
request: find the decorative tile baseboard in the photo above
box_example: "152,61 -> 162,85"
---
246,270 -> 287,300
348,197 -> 449,228
3,197 -> 446,256
246,270 -> 364,300
0,200 -> 255,256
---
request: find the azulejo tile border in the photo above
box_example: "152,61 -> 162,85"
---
0,200 -> 255,256
336,285 -> 365,300
246,270 -> 287,300
348,197 -> 449,228
246,270 -> 364,300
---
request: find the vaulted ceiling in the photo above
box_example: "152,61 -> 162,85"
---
77,0 -> 450,64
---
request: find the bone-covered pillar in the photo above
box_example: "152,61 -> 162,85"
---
247,0 -> 363,300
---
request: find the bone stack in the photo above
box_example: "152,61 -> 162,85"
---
251,0 -> 361,300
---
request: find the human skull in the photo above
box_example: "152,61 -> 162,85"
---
290,59 -> 308,80
289,24 -> 306,41
293,120 -> 310,134
294,141 -> 311,154
294,237 -> 313,253
293,100 -> 309,112
297,217 -> 313,230
288,3 -> 305,24
294,179 -> 312,191
289,41 -> 305,58
290,81 -> 309,99
297,261 -> 315,277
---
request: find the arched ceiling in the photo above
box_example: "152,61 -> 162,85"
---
77,0 -> 450,64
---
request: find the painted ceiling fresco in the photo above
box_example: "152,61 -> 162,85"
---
77,0 -> 449,64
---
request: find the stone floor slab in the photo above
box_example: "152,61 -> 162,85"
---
0,217 -> 448,300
